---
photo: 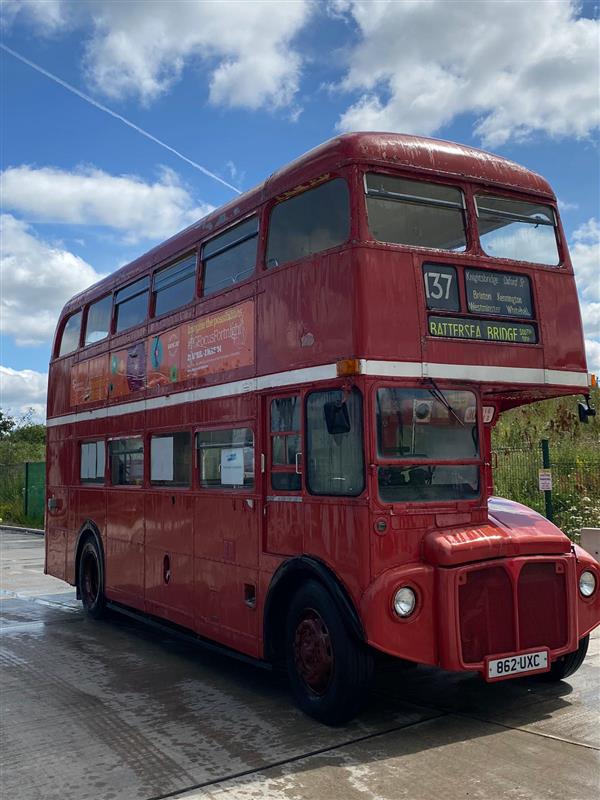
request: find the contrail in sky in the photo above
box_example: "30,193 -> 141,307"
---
0,43 -> 242,195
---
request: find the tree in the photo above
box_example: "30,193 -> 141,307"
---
0,410 -> 16,439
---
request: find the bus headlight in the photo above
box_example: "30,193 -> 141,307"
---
579,570 -> 596,598
393,586 -> 417,618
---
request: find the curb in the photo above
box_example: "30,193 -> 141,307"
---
0,524 -> 44,537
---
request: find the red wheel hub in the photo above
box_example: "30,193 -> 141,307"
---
293,609 -> 334,695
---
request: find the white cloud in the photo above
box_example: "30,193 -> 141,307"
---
334,0 -> 599,147
1,165 -> 213,244
584,339 -> 600,376
570,218 -> 600,373
0,214 -> 104,346
0,366 -> 48,420
571,218 -> 600,306
83,1 -> 311,110
1,0 -> 68,34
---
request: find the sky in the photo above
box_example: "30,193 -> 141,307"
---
0,0 -> 599,420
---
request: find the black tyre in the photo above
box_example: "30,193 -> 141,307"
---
77,538 -> 106,619
540,635 -> 589,681
285,580 -> 373,725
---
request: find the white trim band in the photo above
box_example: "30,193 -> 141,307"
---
46,360 -> 588,428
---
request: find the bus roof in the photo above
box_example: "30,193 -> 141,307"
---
62,132 -> 554,314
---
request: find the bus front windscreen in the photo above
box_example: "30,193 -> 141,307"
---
475,194 -> 560,266
376,388 -> 480,503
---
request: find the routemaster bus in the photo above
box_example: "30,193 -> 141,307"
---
45,132 -> 600,724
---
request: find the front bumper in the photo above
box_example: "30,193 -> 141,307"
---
360,550 -> 600,673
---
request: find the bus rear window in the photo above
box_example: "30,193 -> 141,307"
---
475,194 -> 559,266
366,173 -> 467,252
266,178 -> 350,268
58,311 -> 82,356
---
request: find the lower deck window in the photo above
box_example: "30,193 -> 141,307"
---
80,440 -> 105,484
109,437 -> 144,485
196,428 -> 254,489
150,432 -> 191,486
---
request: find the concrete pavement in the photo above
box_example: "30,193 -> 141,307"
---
1,529 -> 598,800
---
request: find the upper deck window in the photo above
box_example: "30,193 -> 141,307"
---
365,174 -> 467,252
84,295 -> 112,345
202,216 -> 258,297
475,194 -> 559,266
115,277 -> 149,333
58,310 -> 82,356
266,178 -> 350,268
153,253 -> 196,316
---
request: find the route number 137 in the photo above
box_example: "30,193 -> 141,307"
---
424,271 -> 453,300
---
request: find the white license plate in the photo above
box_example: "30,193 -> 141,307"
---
487,650 -> 549,680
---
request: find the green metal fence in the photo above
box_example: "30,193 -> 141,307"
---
0,461 -> 45,527
493,440 -> 600,540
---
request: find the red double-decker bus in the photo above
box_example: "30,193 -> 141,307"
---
45,133 -> 599,724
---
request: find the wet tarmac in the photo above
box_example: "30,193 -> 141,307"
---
1,529 -> 598,800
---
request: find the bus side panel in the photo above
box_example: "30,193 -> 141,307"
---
194,493 -> 259,568
193,492 -> 260,656
536,271 -> 587,372
67,487 -> 108,584
47,358 -> 73,418
303,502 -> 371,602
355,250 -> 421,362
45,427 -> 72,582
194,560 -> 260,659
105,489 -> 145,611
144,491 -> 195,628
257,252 -> 356,375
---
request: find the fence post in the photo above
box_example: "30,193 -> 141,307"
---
541,439 -> 554,522
24,461 -> 29,518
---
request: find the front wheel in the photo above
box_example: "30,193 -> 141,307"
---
540,635 -> 589,681
285,580 -> 373,725
77,538 -> 106,619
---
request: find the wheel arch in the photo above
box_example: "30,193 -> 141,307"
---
263,556 -> 365,664
74,520 -> 105,599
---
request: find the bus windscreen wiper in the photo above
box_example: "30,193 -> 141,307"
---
426,378 -> 464,427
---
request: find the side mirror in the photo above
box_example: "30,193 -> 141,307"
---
578,394 -> 597,424
578,401 -> 596,424
324,401 -> 351,435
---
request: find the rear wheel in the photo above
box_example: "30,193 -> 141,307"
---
540,635 -> 589,681
285,580 -> 373,725
77,538 -> 106,619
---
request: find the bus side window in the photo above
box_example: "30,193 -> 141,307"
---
153,253 -> 197,317
270,396 -> 301,491
150,432 -> 191,486
84,295 -> 112,345
58,310 -> 82,356
266,178 -> 350,268
196,428 -> 254,489
114,277 -> 149,333
306,389 -> 365,496
109,437 -> 144,486
201,216 -> 258,297
80,440 -> 105,484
